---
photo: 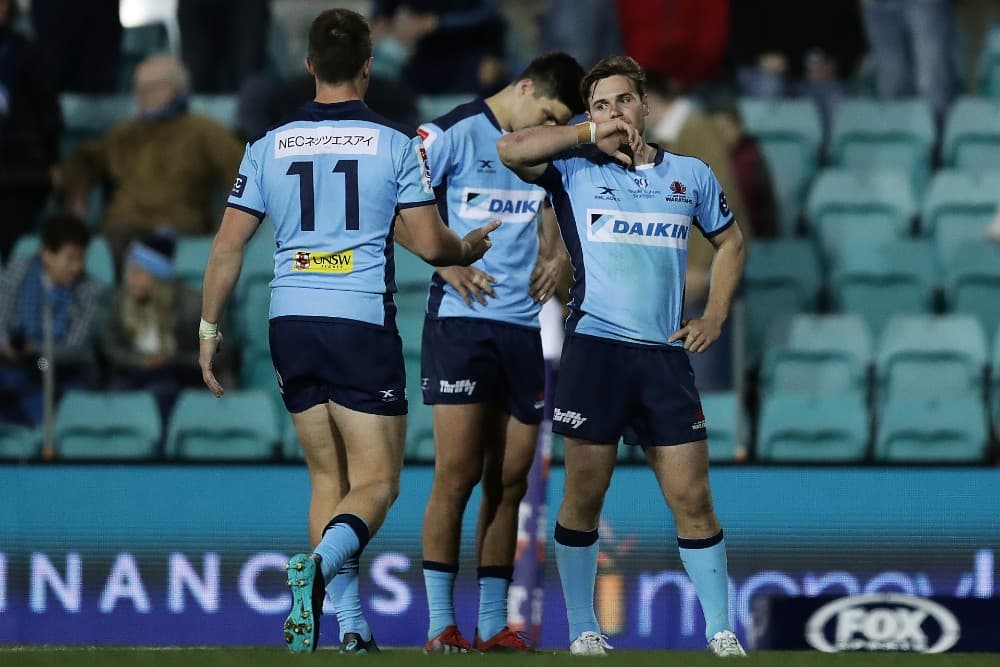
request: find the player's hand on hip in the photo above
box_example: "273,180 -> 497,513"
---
437,265 -> 497,307
530,253 -> 566,304
595,120 -> 643,166
669,316 -> 723,354
199,330 -> 225,397
461,219 -> 501,264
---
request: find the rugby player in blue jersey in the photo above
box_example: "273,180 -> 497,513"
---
499,56 -> 747,657
197,8 -> 498,655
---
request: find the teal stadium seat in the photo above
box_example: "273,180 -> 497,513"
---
59,94 -> 133,157
977,27 -> 1000,97
829,98 -> 935,189
742,239 -> 821,367
739,98 -> 823,235
405,354 -> 434,461
757,392 -> 869,463
702,391 -> 743,462
118,22 -> 168,90
174,236 -> 214,290
55,391 -> 161,459
922,170 -> 1000,262
806,169 -> 916,259
191,95 -> 238,129
394,246 -> 432,293
11,234 -> 115,286
943,243 -> 1000,337
992,332 -> 1000,434
166,389 -> 279,460
876,315 -> 987,403
943,98 -> 1000,170
238,281 -> 271,355
0,424 -> 41,460
418,95 -> 475,123
876,396 -> 988,463
831,240 -> 936,336
762,314 -> 873,395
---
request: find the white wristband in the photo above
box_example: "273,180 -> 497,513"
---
198,318 -> 219,340
589,121 -> 597,144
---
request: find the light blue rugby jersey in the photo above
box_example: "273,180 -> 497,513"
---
227,100 -> 435,327
419,99 -> 546,328
534,144 -> 734,347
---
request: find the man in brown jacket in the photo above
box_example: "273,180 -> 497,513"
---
60,54 -> 244,258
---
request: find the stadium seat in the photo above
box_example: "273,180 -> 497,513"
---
762,314 -> 873,395
977,26 -> 1000,97
876,396 -> 988,463
417,95 -> 475,124
238,219 -> 275,293
942,98 -> 1000,170
828,98 -> 935,189
943,243 -> 1000,337
876,315 -> 988,402
166,389 -> 279,460
118,22 -> 169,90
742,239 -> 821,367
405,354 -> 434,461
237,281 -> 271,354
241,349 -> 276,390
191,95 -> 238,129
55,391 -> 161,460
830,239 -> 936,336
806,169 -> 916,258
59,94 -> 133,157
757,392 -> 869,463
0,424 -> 41,460
702,391 -> 743,462
739,98 -> 823,235
992,332 -> 1000,434
10,234 -> 115,286
398,310 -> 425,358
174,236 -> 215,290
395,246 -> 432,292
922,170 -> 1000,259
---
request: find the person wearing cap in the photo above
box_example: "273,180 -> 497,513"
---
100,234 -> 205,421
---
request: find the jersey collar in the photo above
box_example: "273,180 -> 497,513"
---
476,98 -> 503,133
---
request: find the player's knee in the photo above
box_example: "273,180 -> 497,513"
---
669,482 -> 713,520
433,464 -> 482,503
500,476 -> 528,506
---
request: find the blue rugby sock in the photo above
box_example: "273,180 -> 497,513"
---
423,561 -> 458,639
678,530 -> 731,641
313,514 -> 369,584
554,523 -> 600,642
477,566 -> 513,640
327,557 -> 371,642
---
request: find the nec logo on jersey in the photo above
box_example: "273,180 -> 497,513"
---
459,187 -> 544,223
231,173 -> 247,198
292,249 -> 354,273
587,209 -> 692,248
274,127 -> 379,158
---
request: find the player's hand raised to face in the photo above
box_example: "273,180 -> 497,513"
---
437,265 -> 497,307
461,219 -> 501,264
594,120 -> 643,167
669,316 -> 724,354
199,330 -> 225,397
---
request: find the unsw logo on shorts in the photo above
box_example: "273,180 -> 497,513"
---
292,249 -> 354,273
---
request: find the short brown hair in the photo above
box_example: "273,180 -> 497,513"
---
307,9 -> 372,85
580,56 -> 646,104
41,215 -> 89,252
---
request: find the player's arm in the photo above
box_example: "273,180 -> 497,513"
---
529,202 -> 569,303
669,223 -> 746,353
396,203 -> 499,267
497,120 -> 643,182
199,207 -> 260,396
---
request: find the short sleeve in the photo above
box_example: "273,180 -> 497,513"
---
396,135 -> 437,209
531,161 -> 566,194
693,163 -> 735,238
226,142 -> 266,220
416,122 -> 451,188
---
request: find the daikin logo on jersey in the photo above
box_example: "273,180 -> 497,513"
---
587,209 -> 691,248
459,187 -> 544,223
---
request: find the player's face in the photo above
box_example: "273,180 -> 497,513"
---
587,75 -> 649,135
40,243 -> 85,287
510,80 -> 575,132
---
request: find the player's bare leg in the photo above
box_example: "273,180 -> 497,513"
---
555,439 -> 616,655
473,414 -> 538,651
422,403 -> 499,652
645,442 -> 745,656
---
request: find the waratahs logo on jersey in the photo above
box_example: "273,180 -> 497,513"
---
586,209 -> 692,248
458,187 -> 545,223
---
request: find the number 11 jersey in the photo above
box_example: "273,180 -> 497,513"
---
227,100 -> 436,327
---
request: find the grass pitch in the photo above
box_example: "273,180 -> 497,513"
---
0,648 -> 997,666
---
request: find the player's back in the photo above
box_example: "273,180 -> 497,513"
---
228,100 -> 434,328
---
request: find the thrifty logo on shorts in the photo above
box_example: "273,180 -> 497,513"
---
553,409 -> 588,429
439,379 -> 477,395
292,249 -> 354,273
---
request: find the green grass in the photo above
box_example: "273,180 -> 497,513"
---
0,648 -> 997,667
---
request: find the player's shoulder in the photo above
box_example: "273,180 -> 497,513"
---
659,147 -> 715,177
251,100 -> 419,147
425,98 -> 487,134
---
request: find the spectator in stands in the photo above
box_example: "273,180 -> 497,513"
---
0,0 -> 63,260
860,0 -> 955,121
177,0 -> 270,93
31,0 -> 121,93
370,0 -> 509,95
100,234 -> 202,419
707,100 -> 780,239
538,0 -> 622,70
57,54 -> 244,260
0,216 -> 102,426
